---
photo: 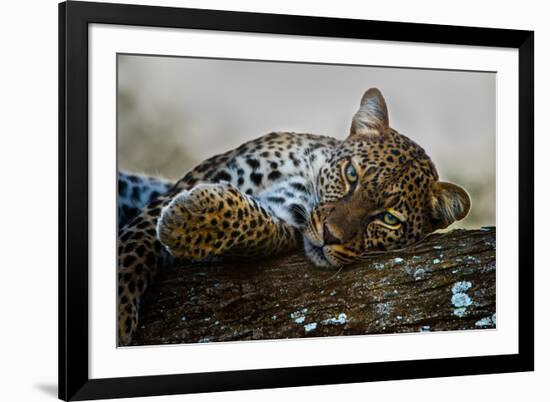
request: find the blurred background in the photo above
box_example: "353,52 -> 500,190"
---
118,54 -> 495,229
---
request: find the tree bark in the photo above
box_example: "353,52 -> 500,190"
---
132,227 -> 496,345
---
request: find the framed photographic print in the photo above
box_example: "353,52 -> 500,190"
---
59,1 -> 534,400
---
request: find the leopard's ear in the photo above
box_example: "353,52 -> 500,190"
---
430,181 -> 471,230
349,88 -> 389,137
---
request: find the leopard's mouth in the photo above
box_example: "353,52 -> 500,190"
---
303,237 -> 337,268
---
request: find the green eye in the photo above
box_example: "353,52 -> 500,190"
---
380,211 -> 400,227
345,163 -> 358,182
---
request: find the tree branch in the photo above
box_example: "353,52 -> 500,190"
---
133,227 -> 496,345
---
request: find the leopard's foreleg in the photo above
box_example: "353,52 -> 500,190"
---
157,182 -> 301,261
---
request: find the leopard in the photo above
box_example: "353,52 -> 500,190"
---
117,88 -> 471,346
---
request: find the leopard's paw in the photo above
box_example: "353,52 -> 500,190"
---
157,183 -> 241,260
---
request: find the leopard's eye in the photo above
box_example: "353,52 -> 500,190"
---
379,211 -> 400,227
345,163 -> 358,183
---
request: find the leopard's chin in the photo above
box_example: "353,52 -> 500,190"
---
303,238 -> 340,268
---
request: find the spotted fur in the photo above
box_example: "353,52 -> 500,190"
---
117,88 -> 471,345
118,172 -> 173,229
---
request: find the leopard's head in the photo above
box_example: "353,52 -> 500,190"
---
303,88 -> 471,267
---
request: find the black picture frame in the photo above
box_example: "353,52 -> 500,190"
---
59,1 -> 534,400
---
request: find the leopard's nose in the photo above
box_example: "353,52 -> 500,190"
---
323,223 -> 343,245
